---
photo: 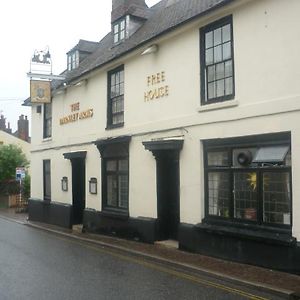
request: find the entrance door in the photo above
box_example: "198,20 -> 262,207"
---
156,151 -> 180,240
71,158 -> 86,224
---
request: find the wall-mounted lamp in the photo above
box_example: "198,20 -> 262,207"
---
61,176 -> 68,191
141,44 -> 159,56
89,177 -> 97,194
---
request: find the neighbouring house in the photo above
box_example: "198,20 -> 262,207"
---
0,114 -> 31,207
26,0 -> 300,274
0,114 -> 30,160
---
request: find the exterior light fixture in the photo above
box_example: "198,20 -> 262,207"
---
61,177 -> 68,191
89,177 -> 97,194
141,44 -> 159,55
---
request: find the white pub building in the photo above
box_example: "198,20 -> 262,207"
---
27,0 -> 300,273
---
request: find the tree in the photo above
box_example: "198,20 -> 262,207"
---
0,144 -> 29,182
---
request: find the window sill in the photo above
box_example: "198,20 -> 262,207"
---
197,219 -> 295,246
42,137 -> 52,142
197,99 -> 239,113
106,123 -> 124,130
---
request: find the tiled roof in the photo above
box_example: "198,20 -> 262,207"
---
49,0 -> 234,91
66,39 -> 100,55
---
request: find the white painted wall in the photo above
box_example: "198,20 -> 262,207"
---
30,0 -> 300,238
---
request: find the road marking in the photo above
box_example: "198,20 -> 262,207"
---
50,233 -> 269,300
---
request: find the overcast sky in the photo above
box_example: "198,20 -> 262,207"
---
0,0 -> 159,131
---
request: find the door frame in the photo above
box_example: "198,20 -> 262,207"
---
143,140 -> 183,240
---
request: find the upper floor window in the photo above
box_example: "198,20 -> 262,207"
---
107,66 -> 124,128
68,50 -> 79,71
113,18 -> 126,44
200,15 -> 234,105
43,103 -> 52,139
204,133 -> 292,228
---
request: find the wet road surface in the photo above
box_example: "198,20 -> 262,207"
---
0,218 -> 284,300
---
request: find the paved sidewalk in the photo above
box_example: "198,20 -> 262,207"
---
1,208 -> 300,299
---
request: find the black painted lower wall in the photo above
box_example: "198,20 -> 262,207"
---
178,222 -> 300,275
83,209 -> 157,243
28,198 -> 72,229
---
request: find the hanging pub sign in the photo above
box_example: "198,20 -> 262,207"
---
30,80 -> 51,103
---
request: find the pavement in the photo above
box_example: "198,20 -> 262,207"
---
1,208 -> 300,299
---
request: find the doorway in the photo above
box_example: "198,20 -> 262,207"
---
143,140 -> 183,241
156,151 -> 180,240
71,158 -> 86,225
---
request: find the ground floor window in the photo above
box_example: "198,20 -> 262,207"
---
43,160 -> 51,201
105,158 -> 129,210
204,133 -> 292,227
95,136 -> 131,215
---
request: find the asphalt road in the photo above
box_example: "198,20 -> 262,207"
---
0,218 -> 284,300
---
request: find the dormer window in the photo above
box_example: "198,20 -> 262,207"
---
113,18 -> 126,44
68,50 -> 79,71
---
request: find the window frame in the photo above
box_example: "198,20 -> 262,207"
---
102,157 -> 129,213
113,18 -> 126,44
203,135 -> 292,230
200,15 -> 235,105
67,50 -> 79,71
107,65 -> 125,129
43,159 -> 51,201
43,103 -> 52,139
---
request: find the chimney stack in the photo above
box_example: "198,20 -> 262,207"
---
17,114 -> 29,142
0,115 -> 5,131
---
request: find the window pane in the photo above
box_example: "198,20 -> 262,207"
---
106,160 -> 117,171
205,31 -> 213,49
216,63 -> 225,80
115,84 -> 120,96
119,70 -> 124,83
115,72 -> 120,84
207,65 -> 215,82
225,77 -> 233,95
120,82 -> 124,95
208,172 -> 230,217
120,20 -> 125,30
120,30 -> 125,40
234,172 -> 257,220
111,73 -> 116,86
207,82 -> 216,100
223,42 -> 231,60
225,60 -> 233,77
207,151 -> 229,166
214,45 -> 222,63
213,28 -> 222,45
107,175 -> 118,207
253,146 -> 290,164
118,175 -> 128,209
44,160 -> 51,200
216,79 -> 225,97
114,34 -> 119,43
114,24 -> 118,34
113,113 -> 124,125
119,159 -> 128,171
222,24 -> 231,43
206,48 -> 213,65
263,172 -> 291,225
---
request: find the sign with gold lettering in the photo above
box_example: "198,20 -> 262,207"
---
59,102 -> 94,125
144,71 -> 169,102
30,80 -> 51,103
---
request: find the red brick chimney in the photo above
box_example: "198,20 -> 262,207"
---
17,115 -> 29,142
0,115 -> 5,131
